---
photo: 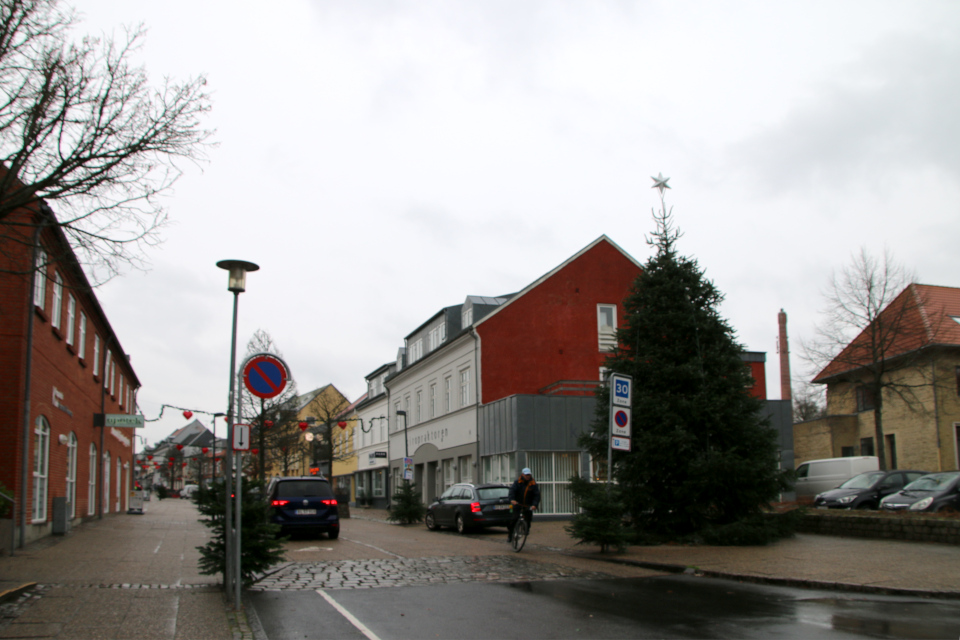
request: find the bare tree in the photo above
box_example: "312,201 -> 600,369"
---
301,386 -> 349,479
241,329 -> 300,480
0,0 -> 212,282
792,379 -> 825,423
804,248 -> 931,469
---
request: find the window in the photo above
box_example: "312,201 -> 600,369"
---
885,434 -> 897,470
526,452 -> 579,515
407,339 -> 423,364
442,459 -> 454,491
88,444 -> 97,515
77,313 -> 87,359
416,390 -> 422,424
33,248 -> 46,309
115,456 -> 121,512
93,336 -> 101,378
856,386 -> 875,412
444,377 -> 452,413
103,453 -> 110,514
458,455 -> 473,483
598,304 -> 617,351
33,417 -> 50,522
482,453 -> 515,484
462,306 -> 473,327
430,384 -> 436,419
119,375 -> 125,407
51,272 -> 63,329
65,295 -> 76,345
393,402 -> 400,431
860,437 -> 875,456
459,368 -> 470,407
373,469 -> 384,497
66,433 -> 77,519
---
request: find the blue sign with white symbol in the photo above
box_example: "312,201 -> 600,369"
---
611,373 -> 632,407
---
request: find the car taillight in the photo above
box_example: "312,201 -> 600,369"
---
271,500 -> 289,507
321,499 -> 337,506
471,502 -> 481,513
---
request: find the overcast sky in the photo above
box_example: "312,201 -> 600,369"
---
72,1 -> 960,447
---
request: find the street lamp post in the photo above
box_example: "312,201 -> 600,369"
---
217,259 -> 258,610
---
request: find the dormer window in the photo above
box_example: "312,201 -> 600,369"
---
462,306 -> 473,327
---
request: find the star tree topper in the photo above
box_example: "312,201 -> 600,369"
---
651,172 -> 671,195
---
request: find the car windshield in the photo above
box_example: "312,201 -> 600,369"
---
839,472 -> 885,490
477,487 -> 509,500
276,481 -> 334,498
903,472 -> 960,492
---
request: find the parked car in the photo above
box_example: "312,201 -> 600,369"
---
880,471 -> 960,513
425,483 -> 512,534
265,476 -> 340,538
793,456 -> 879,499
813,470 -> 929,510
180,484 -> 200,499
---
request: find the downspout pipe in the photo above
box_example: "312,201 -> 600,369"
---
19,221 -> 43,550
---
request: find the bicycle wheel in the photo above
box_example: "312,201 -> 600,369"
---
511,518 -> 528,552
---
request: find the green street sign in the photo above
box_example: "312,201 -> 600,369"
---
93,413 -> 145,428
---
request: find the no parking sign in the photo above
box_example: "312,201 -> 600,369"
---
242,353 -> 290,399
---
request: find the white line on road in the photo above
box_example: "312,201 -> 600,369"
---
340,537 -> 403,559
317,589 -> 382,640
153,541 -> 162,554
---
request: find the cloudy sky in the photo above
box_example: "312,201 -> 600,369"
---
72,1 -> 960,447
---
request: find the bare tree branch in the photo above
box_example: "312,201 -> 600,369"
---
0,0 -> 213,283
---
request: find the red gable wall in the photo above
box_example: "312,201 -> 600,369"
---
475,238 -> 642,404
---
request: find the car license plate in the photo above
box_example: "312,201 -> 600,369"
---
494,504 -> 510,510
295,509 -> 316,515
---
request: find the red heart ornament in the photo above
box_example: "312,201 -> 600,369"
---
183,410 -> 193,419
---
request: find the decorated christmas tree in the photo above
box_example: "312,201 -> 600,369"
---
580,175 -> 790,543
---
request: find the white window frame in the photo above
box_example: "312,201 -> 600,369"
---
77,312 -> 87,359
93,336 -> 101,379
462,306 -> 473,327
444,376 -> 452,413
459,368 -> 470,407
103,453 -> 110,514
526,451 -> 579,515
33,248 -> 46,309
430,383 -> 436,419
88,444 -> 97,515
115,456 -> 122,512
66,432 -> 77,518
598,304 -> 617,351
65,294 -> 76,346
416,390 -> 422,424
51,272 -> 63,329
33,417 -> 50,522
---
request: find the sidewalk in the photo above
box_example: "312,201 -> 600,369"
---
0,497 -> 237,640
356,508 -> 960,599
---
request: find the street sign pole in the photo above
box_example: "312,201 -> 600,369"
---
608,373 -> 633,490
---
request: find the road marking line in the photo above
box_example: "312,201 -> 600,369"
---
317,589 -> 381,640
153,541 -> 162,554
341,537 -> 403,559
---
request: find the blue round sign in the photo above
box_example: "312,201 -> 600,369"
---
614,410 -> 629,428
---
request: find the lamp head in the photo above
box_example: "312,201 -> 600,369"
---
216,259 -> 260,292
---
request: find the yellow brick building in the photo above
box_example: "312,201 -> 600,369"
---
795,284 -> 960,472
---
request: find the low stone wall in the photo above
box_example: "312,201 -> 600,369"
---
799,511 -> 960,545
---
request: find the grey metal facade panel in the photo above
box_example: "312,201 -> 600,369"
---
480,394 -> 597,455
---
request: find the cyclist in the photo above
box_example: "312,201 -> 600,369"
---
507,467 -> 540,543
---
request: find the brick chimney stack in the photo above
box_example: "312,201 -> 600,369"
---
778,309 -> 792,401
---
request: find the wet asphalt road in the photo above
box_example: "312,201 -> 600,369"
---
248,574 -> 960,640
246,519 -> 960,639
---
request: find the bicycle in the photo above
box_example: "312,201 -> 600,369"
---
510,506 -> 532,552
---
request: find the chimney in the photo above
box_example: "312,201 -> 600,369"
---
778,309 -> 792,401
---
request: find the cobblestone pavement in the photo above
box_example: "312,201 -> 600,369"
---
251,555 -> 613,592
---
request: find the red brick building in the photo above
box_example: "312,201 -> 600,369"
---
0,201 -> 139,549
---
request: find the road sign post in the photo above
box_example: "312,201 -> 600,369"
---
607,373 -> 633,489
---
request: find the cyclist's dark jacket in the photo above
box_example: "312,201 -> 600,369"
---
508,476 -> 541,508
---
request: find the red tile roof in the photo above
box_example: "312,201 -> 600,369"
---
813,284 -> 960,383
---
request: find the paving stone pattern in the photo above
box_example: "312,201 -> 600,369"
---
251,555 -> 611,591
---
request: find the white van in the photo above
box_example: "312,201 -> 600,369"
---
794,456 -> 879,499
